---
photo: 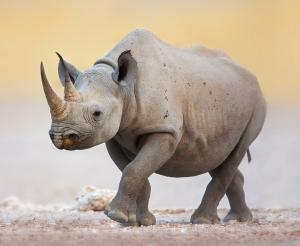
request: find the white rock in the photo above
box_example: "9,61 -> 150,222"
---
75,185 -> 116,211
0,196 -> 25,210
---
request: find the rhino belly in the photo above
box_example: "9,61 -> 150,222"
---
155,131 -> 241,177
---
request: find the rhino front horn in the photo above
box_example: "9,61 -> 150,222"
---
40,62 -> 68,118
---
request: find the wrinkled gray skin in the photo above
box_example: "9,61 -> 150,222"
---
41,29 -> 266,226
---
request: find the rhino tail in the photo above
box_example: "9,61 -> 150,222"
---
246,148 -> 252,163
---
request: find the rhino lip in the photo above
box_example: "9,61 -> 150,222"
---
51,135 -> 63,149
56,134 -> 92,150
52,138 -> 76,150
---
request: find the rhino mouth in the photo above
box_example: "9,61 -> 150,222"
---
49,129 -> 92,150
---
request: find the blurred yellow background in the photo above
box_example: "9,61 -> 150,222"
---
0,0 -> 299,103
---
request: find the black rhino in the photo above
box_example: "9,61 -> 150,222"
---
40,29 -> 266,226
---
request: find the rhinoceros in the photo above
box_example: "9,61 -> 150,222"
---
40,29 -> 266,226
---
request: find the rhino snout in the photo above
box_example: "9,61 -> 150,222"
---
49,130 -> 80,150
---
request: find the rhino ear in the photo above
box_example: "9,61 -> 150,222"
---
112,50 -> 137,85
56,52 -> 82,86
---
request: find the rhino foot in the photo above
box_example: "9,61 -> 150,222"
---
105,208 -> 136,224
104,207 -> 156,226
190,211 -> 220,224
137,211 -> 156,226
223,208 -> 253,222
104,196 -> 137,225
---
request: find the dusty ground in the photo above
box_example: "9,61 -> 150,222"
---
0,199 -> 300,246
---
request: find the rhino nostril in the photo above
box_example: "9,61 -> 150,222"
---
49,133 -> 55,140
67,133 -> 80,142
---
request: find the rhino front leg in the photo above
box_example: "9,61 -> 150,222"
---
106,133 -> 177,225
106,139 -> 156,226
136,180 -> 156,226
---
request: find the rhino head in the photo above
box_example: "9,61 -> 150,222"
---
40,51 -> 137,150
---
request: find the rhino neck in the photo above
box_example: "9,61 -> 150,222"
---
118,83 -> 137,133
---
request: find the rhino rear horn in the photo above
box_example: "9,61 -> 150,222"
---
63,69 -> 81,102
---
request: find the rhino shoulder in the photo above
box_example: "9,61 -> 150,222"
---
125,28 -> 158,44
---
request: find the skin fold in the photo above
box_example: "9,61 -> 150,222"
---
41,28 -> 266,226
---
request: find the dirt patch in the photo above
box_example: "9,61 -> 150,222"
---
0,199 -> 300,246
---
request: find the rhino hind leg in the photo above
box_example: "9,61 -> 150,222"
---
222,96 -> 266,223
191,106 -> 264,224
223,169 -> 252,222
191,147 -> 249,224
206,169 -> 252,223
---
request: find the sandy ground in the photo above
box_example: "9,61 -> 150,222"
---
0,199 -> 300,246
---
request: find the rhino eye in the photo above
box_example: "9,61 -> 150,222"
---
89,105 -> 102,121
93,110 -> 102,117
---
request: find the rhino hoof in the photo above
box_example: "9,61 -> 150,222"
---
105,205 -> 137,225
223,209 -> 253,222
107,209 -> 129,223
191,212 -> 220,224
137,211 -> 156,226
